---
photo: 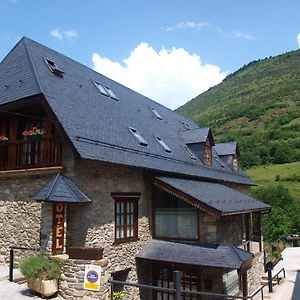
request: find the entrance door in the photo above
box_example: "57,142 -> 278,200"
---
152,264 -> 201,300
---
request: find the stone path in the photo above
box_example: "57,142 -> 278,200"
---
0,266 -> 62,299
260,247 -> 300,300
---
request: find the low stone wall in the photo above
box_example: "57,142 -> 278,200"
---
58,256 -> 110,300
248,251 -> 265,294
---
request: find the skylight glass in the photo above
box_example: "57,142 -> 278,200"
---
179,121 -> 190,130
129,127 -> 148,146
149,107 -> 163,120
156,136 -> 171,153
105,86 -> 119,100
44,58 -> 64,77
93,81 -> 109,96
182,145 -> 196,160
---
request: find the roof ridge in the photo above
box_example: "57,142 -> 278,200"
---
22,37 -> 42,93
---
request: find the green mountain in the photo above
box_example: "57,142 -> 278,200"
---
177,50 -> 300,168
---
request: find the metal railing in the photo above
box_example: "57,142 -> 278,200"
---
9,245 -> 39,282
109,269 -> 286,300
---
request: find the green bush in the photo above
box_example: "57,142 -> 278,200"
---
20,253 -> 61,280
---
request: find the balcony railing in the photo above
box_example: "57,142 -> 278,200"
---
0,136 -> 62,171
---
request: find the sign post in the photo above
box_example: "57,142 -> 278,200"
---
84,265 -> 101,291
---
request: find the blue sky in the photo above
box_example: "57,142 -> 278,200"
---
0,0 -> 299,109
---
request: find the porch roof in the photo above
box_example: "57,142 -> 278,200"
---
136,240 -> 253,270
32,174 -> 91,203
153,176 -> 271,215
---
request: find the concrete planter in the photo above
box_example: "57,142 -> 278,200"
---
27,278 -> 58,297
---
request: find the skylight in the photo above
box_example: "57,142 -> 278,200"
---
156,136 -> 171,153
149,107 -> 163,120
93,81 -> 109,96
93,81 -> 119,100
105,86 -> 118,100
182,145 -> 196,160
129,127 -> 148,146
179,121 -> 190,130
44,58 -> 64,77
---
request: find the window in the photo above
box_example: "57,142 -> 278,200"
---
232,155 -> 239,172
182,145 -> 196,160
153,187 -> 199,240
204,143 -> 212,166
129,127 -> 148,146
153,264 -> 201,300
44,58 -> 64,77
114,197 -> 138,243
93,81 -> 119,100
223,270 -> 239,296
156,136 -> 171,153
149,107 -> 163,120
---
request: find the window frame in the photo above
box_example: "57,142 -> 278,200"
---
113,195 -> 139,244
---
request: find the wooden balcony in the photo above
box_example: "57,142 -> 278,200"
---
0,136 -> 62,171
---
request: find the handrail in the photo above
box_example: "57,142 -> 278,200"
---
110,278 -> 265,300
9,245 -> 40,282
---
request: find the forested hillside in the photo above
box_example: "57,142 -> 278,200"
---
177,50 -> 300,168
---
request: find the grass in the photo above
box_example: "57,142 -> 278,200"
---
247,162 -> 300,200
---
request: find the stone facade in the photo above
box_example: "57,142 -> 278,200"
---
0,169 -> 60,264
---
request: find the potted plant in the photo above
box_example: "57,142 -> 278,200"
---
0,134 -> 8,142
20,253 -> 61,297
22,126 -> 45,138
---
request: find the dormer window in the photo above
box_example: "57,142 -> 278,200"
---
44,58 -> 64,77
204,141 -> 212,166
232,155 -> 239,172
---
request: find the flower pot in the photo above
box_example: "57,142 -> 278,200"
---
27,278 -> 58,297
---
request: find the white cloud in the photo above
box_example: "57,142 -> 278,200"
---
233,31 -> 254,40
50,28 -> 78,41
92,43 -> 226,109
163,21 -> 210,32
297,33 -> 300,48
50,29 -> 63,40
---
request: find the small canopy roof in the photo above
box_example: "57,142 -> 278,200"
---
136,240 -> 253,270
153,176 -> 271,215
32,174 -> 91,203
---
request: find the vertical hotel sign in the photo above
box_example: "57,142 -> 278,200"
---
52,202 -> 65,254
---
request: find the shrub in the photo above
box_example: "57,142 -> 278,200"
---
20,253 -> 61,280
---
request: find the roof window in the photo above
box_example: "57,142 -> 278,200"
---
156,136 -> 171,153
182,145 -> 196,160
149,107 -> 163,120
129,127 -> 148,146
93,81 -> 119,100
179,121 -> 191,130
44,58 -> 64,77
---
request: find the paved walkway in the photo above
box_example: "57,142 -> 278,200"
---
263,247 -> 300,300
0,266 -> 62,299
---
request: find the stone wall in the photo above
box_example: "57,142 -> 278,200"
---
0,170 -> 58,264
62,160 -> 152,299
248,252 -> 265,294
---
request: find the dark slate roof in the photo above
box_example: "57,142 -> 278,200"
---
154,176 -> 271,215
32,174 -> 91,203
136,240 -> 253,269
180,127 -> 214,145
0,37 -> 254,185
214,142 -> 239,157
